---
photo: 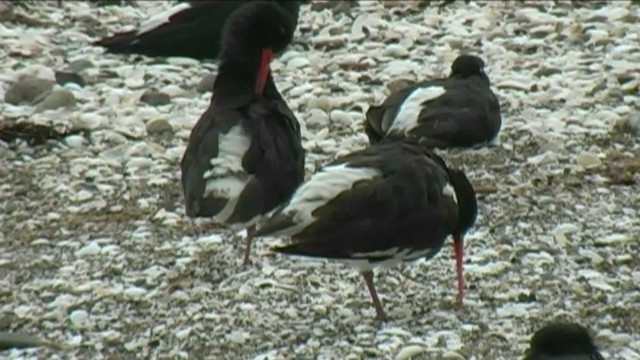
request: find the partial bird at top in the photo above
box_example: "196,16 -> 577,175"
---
524,322 -> 605,360
365,54 -> 502,150
180,1 -> 305,266
93,1 -> 301,60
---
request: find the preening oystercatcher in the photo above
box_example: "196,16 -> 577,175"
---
93,1 -> 301,60
181,1 -> 305,265
254,140 -> 477,320
365,55 -> 502,149
525,322 -> 605,360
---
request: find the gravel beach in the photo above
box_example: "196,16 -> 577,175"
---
1,1 -> 639,359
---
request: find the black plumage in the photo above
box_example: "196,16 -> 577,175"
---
255,140 -> 477,320
365,54 -> 502,149
93,1 -> 301,60
525,323 -> 605,360
181,1 -> 304,265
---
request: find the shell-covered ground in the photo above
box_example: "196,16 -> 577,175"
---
1,1 -> 639,359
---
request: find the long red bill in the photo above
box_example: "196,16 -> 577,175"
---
255,48 -> 274,94
454,236 -> 464,307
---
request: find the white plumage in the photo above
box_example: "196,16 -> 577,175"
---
271,164 -> 380,236
136,2 -> 192,38
342,247 -> 435,272
387,86 -> 446,136
442,183 -> 457,204
203,125 -> 252,223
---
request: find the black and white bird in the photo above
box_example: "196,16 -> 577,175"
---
181,1 -> 305,265
525,322 -> 605,360
365,55 -> 502,149
254,140 -> 477,320
93,1 -> 301,60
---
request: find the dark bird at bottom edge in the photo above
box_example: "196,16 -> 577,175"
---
93,1 -> 301,60
365,54 -> 502,150
180,1 -> 305,266
525,322 -> 605,360
254,139 -> 478,320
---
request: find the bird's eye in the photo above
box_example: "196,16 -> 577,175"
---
279,26 -> 286,35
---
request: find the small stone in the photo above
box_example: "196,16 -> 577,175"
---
140,90 -> 171,106
35,89 -> 76,112
65,135 -> 86,148
387,78 -> 416,93
575,151 -> 602,169
383,44 -> 409,58
76,242 -> 101,257
287,57 -> 310,69
69,309 -> 90,329
307,96 -> 332,112
306,109 -> 330,129
196,73 -> 216,93
67,59 -> 94,73
4,75 -> 54,105
146,118 -> 174,136
442,351 -> 465,360
0,1 -> 14,22
613,114 -> 640,136
330,109 -> 354,126
55,71 -> 86,87
395,345 -> 425,360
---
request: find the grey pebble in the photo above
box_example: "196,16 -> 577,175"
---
140,90 -> 171,106
4,75 -> 54,105
35,89 -> 76,112
0,1 -> 14,22
146,118 -> 174,136
67,59 -> 94,73
196,73 -> 216,94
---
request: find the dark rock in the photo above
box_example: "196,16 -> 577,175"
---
140,90 -> 171,106
146,118 -> 174,136
55,71 -> 86,87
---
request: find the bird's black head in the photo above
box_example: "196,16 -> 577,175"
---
220,1 -> 295,60
525,322 -> 604,360
450,55 -> 490,84
446,168 -> 478,236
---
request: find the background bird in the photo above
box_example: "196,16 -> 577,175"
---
93,0 -> 301,60
254,140 -> 477,320
524,322 -> 605,360
365,54 -> 502,149
180,1 -> 305,266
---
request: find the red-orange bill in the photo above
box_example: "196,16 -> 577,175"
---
255,48 -> 274,94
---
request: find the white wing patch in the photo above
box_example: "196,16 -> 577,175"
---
341,247 -> 435,272
275,164 -> 380,235
203,125 -> 252,223
135,2 -> 192,38
442,183 -> 457,204
387,86 -> 446,136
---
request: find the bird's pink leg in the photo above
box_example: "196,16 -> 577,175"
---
242,225 -> 257,266
362,271 -> 388,321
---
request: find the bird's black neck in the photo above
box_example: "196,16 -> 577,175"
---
213,56 -> 270,104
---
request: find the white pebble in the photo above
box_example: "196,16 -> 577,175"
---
69,309 -> 90,329
75,241 -> 101,257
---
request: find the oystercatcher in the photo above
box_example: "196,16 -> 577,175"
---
525,322 -> 605,360
93,1 -> 301,60
365,55 -> 502,149
254,140 -> 477,320
181,1 -> 305,265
